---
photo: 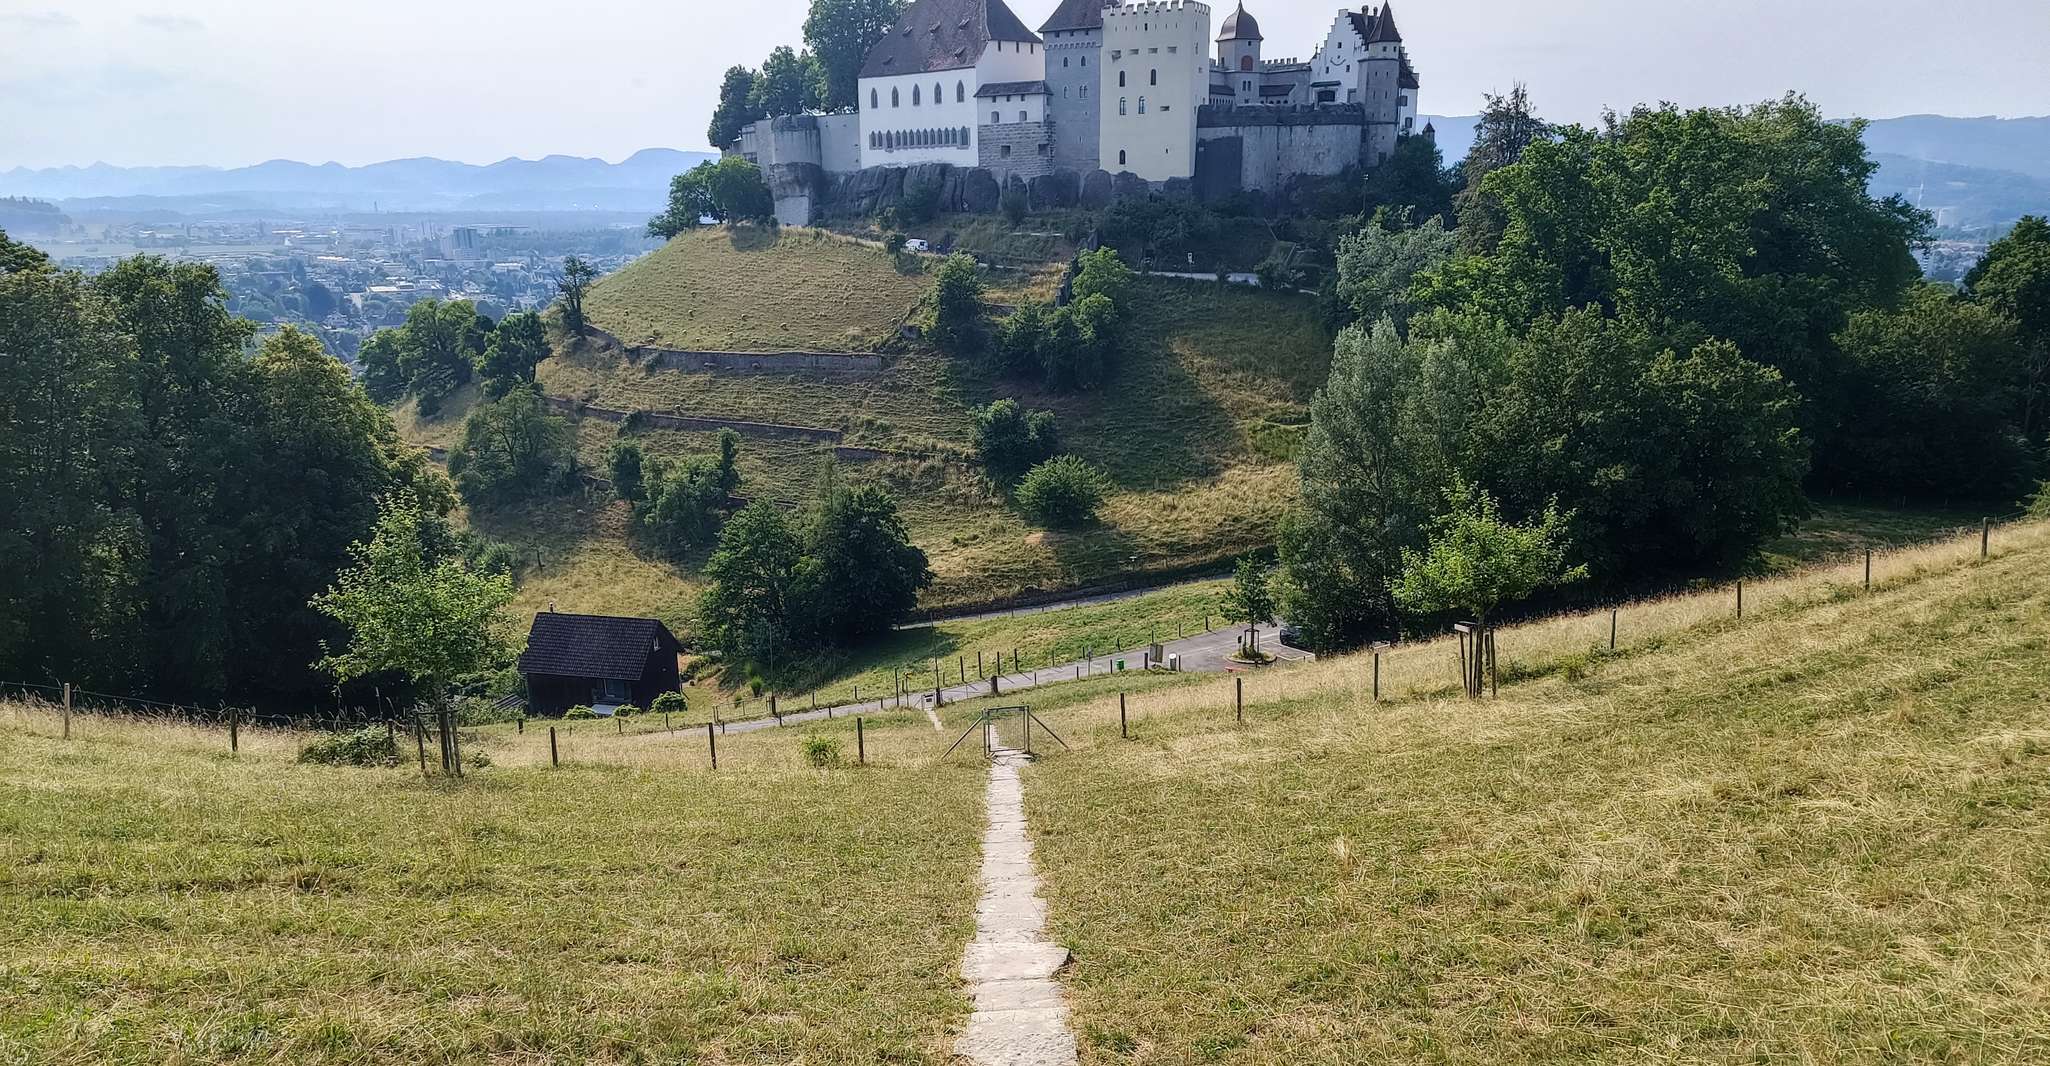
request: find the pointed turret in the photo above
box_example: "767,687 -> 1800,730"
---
1365,2 -> 1402,44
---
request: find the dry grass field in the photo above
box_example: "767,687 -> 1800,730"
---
1011,519 -> 2050,1062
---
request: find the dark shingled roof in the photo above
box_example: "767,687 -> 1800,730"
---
862,0 -> 1042,79
1346,4 -> 1403,46
1040,0 -> 1114,34
518,612 -> 678,681
976,79 -> 1050,97
1217,3 -> 1262,42
1399,57 -> 1419,89
1259,83 -> 1296,98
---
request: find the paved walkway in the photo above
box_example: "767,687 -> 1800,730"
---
700,625 -> 1308,738
955,751 -> 1076,1065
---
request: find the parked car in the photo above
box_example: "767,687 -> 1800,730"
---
903,238 -> 930,253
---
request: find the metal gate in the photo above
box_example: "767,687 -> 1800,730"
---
942,705 -> 1069,761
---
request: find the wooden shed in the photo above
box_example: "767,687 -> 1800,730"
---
517,612 -> 683,716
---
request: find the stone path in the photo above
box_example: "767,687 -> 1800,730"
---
955,751 -> 1077,1065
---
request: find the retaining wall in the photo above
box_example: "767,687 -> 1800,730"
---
540,395 -> 842,443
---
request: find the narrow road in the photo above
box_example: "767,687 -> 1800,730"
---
696,624 -> 1308,738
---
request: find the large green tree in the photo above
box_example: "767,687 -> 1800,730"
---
479,310 -> 548,397
797,485 -> 932,643
447,388 -> 575,508
707,66 -> 764,149
803,0 -> 903,112
1333,211 -> 1458,331
1965,216 -> 2050,442
1362,134 -> 1457,227
751,46 -> 823,118
698,502 -> 804,664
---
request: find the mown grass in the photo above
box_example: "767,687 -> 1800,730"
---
1017,518 -> 2050,1063
583,226 -> 930,352
0,701 -> 986,1065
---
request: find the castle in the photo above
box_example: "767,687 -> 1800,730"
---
732,0 -> 1425,224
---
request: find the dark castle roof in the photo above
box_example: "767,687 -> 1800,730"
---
518,612 -> 678,681
862,0 -> 1042,79
1347,3 -> 1403,46
977,79 -> 1050,97
1040,0 -> 1114,33
1217,3 -> 1262,42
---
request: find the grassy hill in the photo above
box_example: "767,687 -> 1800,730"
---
580,226 -> 932,351
389,225 -> 1341,637
7,518 -> 2046,1062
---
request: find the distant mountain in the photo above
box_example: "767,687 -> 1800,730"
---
1421,113 -> 2046,232
0,149 -> 717,213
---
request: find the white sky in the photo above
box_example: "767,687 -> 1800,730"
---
1,0 -> 2044,169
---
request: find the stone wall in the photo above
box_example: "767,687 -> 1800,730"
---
1194,104 -> 1366,194
539,394 -> 842,443
641,349 -> 885,376
978,121 -> 1058,182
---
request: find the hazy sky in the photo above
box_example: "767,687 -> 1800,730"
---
1,0 -> 2044,169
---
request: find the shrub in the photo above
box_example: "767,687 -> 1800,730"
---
563,705 -> 598,720
1015,455 -> 1109,528
1001,184 -> 1028,226
801,733 -> 844,768
468,751 -> 493,768
922,253 -> 985,354
651,691 -> 689,716
613,703 -> 640,718
298,726 -> 399,767
2030,482 -> 2050,519
973,398 -> 1060,484
883,230 -> 908,253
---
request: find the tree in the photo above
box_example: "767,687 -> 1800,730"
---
447,388 -> 576,508
649,165 -> 716,239
0,227 -> 53,275
1454,83 -> 1552,253
1071,246 -> 1136,307
1014,455 -> 1109,528
698,502 -> 804,663
991,301 -> 1050,377
1334,211 -> 1458,331
1965,216 -> 2050,441
558,256 -> 596,338
356,329 -> 407,404
1362,133 -> 1457,226
972,398 -> 1060,484
392,298 -> 483,414
705,157 -> 776,223
310,492 -> 517,709
751,46 -> 822,118
804,0 -> 903,111
707,66 -> 763,149
608,440 -> 647,502
797,485 -> 933,642
1042,293 -> 1116,391
923,253 -> 985,353
1819,286 -> 2033,499
479,310 -> 548,397
1391,481 -> 1587,627
1219,555 -> 1279,653
636,429 -> 742,560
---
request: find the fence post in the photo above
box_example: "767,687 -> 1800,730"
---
706,722 -> 717,770
1982,517 -> 1990,559
958,656 -> 965,683
62,682 -> 72,740
771,695 -> 780,723
616,714 -> 623,735
229,705 -> 240,754
990,674 -> 999,697
857,717 -> 866,764
1372,653 -> 1380,702
549,726 -> 559,767
1736,581 -> 1744,620
1235,675 -> 1243,725
1865,549 -> 1873,590
1610,608 -> 1618,651
977,650 -> 984,677
449,708 -> 464,777
516,716 -> 524,734
1012,648 -> 1019,672
1120,692 -> 1127,739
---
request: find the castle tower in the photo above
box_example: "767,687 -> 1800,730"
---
1356,2 -> 1407,163
1100,0 -> 1211,181
1041,0 -> 1118,173
1215,2 -> 1263,109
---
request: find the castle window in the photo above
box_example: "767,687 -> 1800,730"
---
1063,57 -> 1069,68
1240,56 -> 1254,72
1167,46 -> 1177,54
870,89 -> 879,109
1118,149 -> 1127,165
992,110 -> 1000,124
1118,71 -> 1125,87
1398,95 -> 1408,106
912,85 -> 920,105
1000,144 -> 1011,158
1018,110 -> 1027,122
961,126 -> 970,142
1138,96 -> 1146,114
1081,56 -> 1087,66
892,88 -> 899,107
934,82 -> 942,104
958,81 -> 966,102
1149,69 -> 1157,86
1118,97 -> 1126,115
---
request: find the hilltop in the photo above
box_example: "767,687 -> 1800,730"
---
397,224 -> 1336,632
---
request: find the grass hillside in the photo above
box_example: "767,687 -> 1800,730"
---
1006,519 -> 2050,1061
582,226 -> 931,351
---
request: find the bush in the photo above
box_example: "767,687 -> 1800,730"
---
563,705 -> 598,720
651,691 -> 689,716
1002,184 -> 1028,226
468,751 -> 493,768
613,703 -> 640,718
298,726 -> 399,767
801,733 -> 844,768
883,230 -> 908,253
973,398 -> 1060,484
1015,455 -> 1109,528
922,253 -> 985,354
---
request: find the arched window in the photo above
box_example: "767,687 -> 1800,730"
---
1150,68 -> 1157,86
891,87 -> 899,107
912,84 -> 920,105
1118,70 -> 1126,88
870,88 -> 879,108
960,125 -> 970,144
934,82 -> 942,105
1118,149 -> 1126,165
1238,55 -> 1254,72
1062,57 -> 1069,68
1118,97 -> 1126,115
957,81 -> 965,102
1138,96 -> 1146,114
1080,56 -> 1087,66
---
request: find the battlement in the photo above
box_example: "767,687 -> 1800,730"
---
1198,102 -> 1366,128
1103,0 -> 1209,20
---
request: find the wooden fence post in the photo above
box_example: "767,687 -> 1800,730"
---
61,682 -> 72,740
1982,517 -> 1990,559
1865,549 -> 1873,590
958,656 -> 965,683
857,717 -> 866,765
1736,581 -> 1744,620
549,726 -> 559,767
229,705 -> 240,754
706,722 -> 717,770
977,650 -> 984,677
1235,675 -> 1243,725
1372,653 -> 1380,702
1119,692 -> 1127,739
